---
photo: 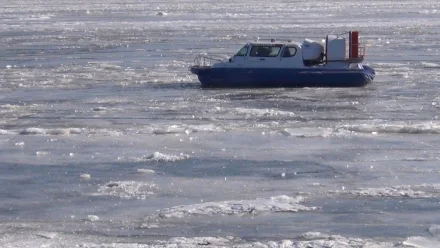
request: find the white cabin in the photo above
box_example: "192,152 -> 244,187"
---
213,39 -> 324,69
210,33 -> 364,69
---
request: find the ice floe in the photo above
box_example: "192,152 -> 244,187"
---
0,232 -> 401,248
159,237 -> 235,247
213,107 -> 306,121
283,127 -> 334,138
277,122 -> 440,138
233,107 -> 297,118
36,151 -> 50,156
420,61 -> 440,68
20,127 -> 83,136
330,184 -> 440,198
80,174 -> 91,180
97,181 -> 158,199
139,152 -> 190,162
21,121 -> 432,139
145,195 -> 316,221
150,125 -> 189,135
35,232 -> 57,239
13,127 -> 127,137
339,122 -> 440,134
280,122 -> 440,138
156,11 -> 168,16
0,129 -> 17,135
187,124 -> 224,132
92,106 -> 107,111
146,124 -> 223,135
429,225 -> 440,237
86,215 -> 100,222
14,141 -> 25,146
137,168 -> 155,174
242,233 -> 394,248
402,236 -> 440,248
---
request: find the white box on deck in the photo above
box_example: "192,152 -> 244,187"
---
326,35 -> 346,61
302,39 -> 324,61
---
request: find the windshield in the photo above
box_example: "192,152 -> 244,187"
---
235,46 -> 248,56
250,45 -> 282,57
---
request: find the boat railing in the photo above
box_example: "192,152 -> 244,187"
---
359,46 -> 366,56
253,37 -> 294,43
193,54 -> 227,67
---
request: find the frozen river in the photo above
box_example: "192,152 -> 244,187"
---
1,0 -> 440,247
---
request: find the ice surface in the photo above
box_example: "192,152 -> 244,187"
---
2,0 -> 440,246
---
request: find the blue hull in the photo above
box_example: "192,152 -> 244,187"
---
190,66 -> 375,88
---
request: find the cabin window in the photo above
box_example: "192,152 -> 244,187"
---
250,46 -> 281,57
282,47 -> 297,57
235,46 -> 248,56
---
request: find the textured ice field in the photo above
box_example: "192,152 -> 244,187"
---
1,0 -> 440,247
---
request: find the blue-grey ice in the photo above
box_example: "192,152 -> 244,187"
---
1,0 -> 440,247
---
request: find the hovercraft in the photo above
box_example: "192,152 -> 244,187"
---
190,31 -> 375,88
